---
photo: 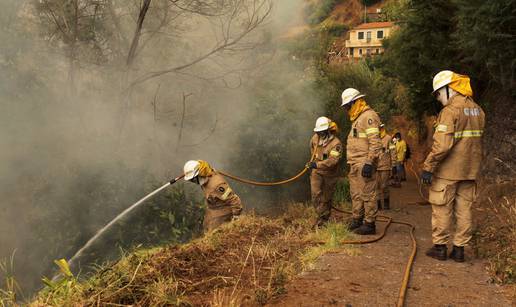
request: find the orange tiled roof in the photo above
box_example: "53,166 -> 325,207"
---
354,22 -> 394,30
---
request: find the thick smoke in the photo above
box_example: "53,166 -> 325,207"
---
0,0 -> 320,297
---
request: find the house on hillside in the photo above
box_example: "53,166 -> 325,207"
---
344,21 -> 395,58
366,7 -> 383,21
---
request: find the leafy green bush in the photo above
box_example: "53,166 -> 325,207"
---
452,0 -> 516,95
325,23 -> 349,37
332,177 -> 351,204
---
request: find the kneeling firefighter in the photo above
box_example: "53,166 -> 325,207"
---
183,160 -> 243,232
341,88 -> 382,235
306,116 -> 343,227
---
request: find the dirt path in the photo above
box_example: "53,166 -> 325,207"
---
268,176 -> 514,307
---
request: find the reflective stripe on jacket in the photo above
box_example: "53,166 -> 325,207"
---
310,134 -> 343,177
346,108 -> 382,166
423,94 -> 485,180
201,172 -> 242,215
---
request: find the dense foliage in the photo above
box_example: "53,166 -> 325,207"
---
379,0 -> 516,118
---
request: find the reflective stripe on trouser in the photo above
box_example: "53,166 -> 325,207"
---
310,171 -> 339,221
429,177 -> 476,246
376,170 -> 390,202
349,163 -> 378,223
203,207 -> 233,232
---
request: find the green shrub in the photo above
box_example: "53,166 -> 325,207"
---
332,177 -> 351,204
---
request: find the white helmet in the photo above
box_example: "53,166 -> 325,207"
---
183,160 -> 200,181
314,116 -> 331,132
432,70 -> 454,93
341,88 -> 365,107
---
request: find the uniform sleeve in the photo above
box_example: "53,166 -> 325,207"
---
389,138 -> 397,166
316,141 -> 343,170
208,183 -> 242,215
423,108 -> 456,173
364,114 -> 382,165
309,135 -> 316,158
228,195 -> 243,216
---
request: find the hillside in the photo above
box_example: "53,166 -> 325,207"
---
27,205 -> 356,306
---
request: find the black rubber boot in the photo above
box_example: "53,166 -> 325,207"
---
383,198 -> 390,210
348,218 -> 363,231
377,199 -> 383,210
353,222 -> 376,235
449,245 -> 465,262
425,244 -> 447,261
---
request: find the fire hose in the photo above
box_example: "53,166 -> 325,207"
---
64,162 -> 417,306
220,166 -> 417,307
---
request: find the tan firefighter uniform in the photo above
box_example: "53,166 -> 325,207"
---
201,172 -> 243,232
423,94 -> 485,247
347,108 -> 382,223
310,134 -> 343,221
376,132 -> 396,206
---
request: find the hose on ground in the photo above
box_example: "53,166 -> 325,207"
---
406,159 -> 428,203
218,163 -> 417,307
329,206 -> 417,307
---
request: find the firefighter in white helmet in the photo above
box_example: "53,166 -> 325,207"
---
306,116 -> 343,227
422,70 -> 485,262
341,88 -> 382,235
184,160 -> 243,232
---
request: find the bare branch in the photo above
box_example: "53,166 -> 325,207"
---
176,92 -> 193,150
126,0 -> 152,67
130,0 -> 272,86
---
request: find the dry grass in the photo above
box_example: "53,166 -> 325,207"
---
29,203 -> 354,306
473,181 -> 516,284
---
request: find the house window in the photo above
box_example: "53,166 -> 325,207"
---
377,30 -> 384,39
366,49 -> 371,55
366,31 -> 371,41
359,48 -> 362,55
376,48 -> 380,54
358,32 -> 364,39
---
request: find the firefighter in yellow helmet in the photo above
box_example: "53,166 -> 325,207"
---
376,123 -> 396,210
184,160 -> 243,232
422,70 -> 485,262
306,116 -> 343,227
341,88 -> 382,235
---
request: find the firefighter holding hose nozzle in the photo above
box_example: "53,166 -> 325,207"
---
306,116 -> 343,228
183,160 -> 243,232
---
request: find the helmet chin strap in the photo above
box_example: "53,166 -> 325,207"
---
446,85 -> 450,101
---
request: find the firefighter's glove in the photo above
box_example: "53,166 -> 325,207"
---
306,162 -> 317,169
421,171 -> 433,185
361,164 -> 374,178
